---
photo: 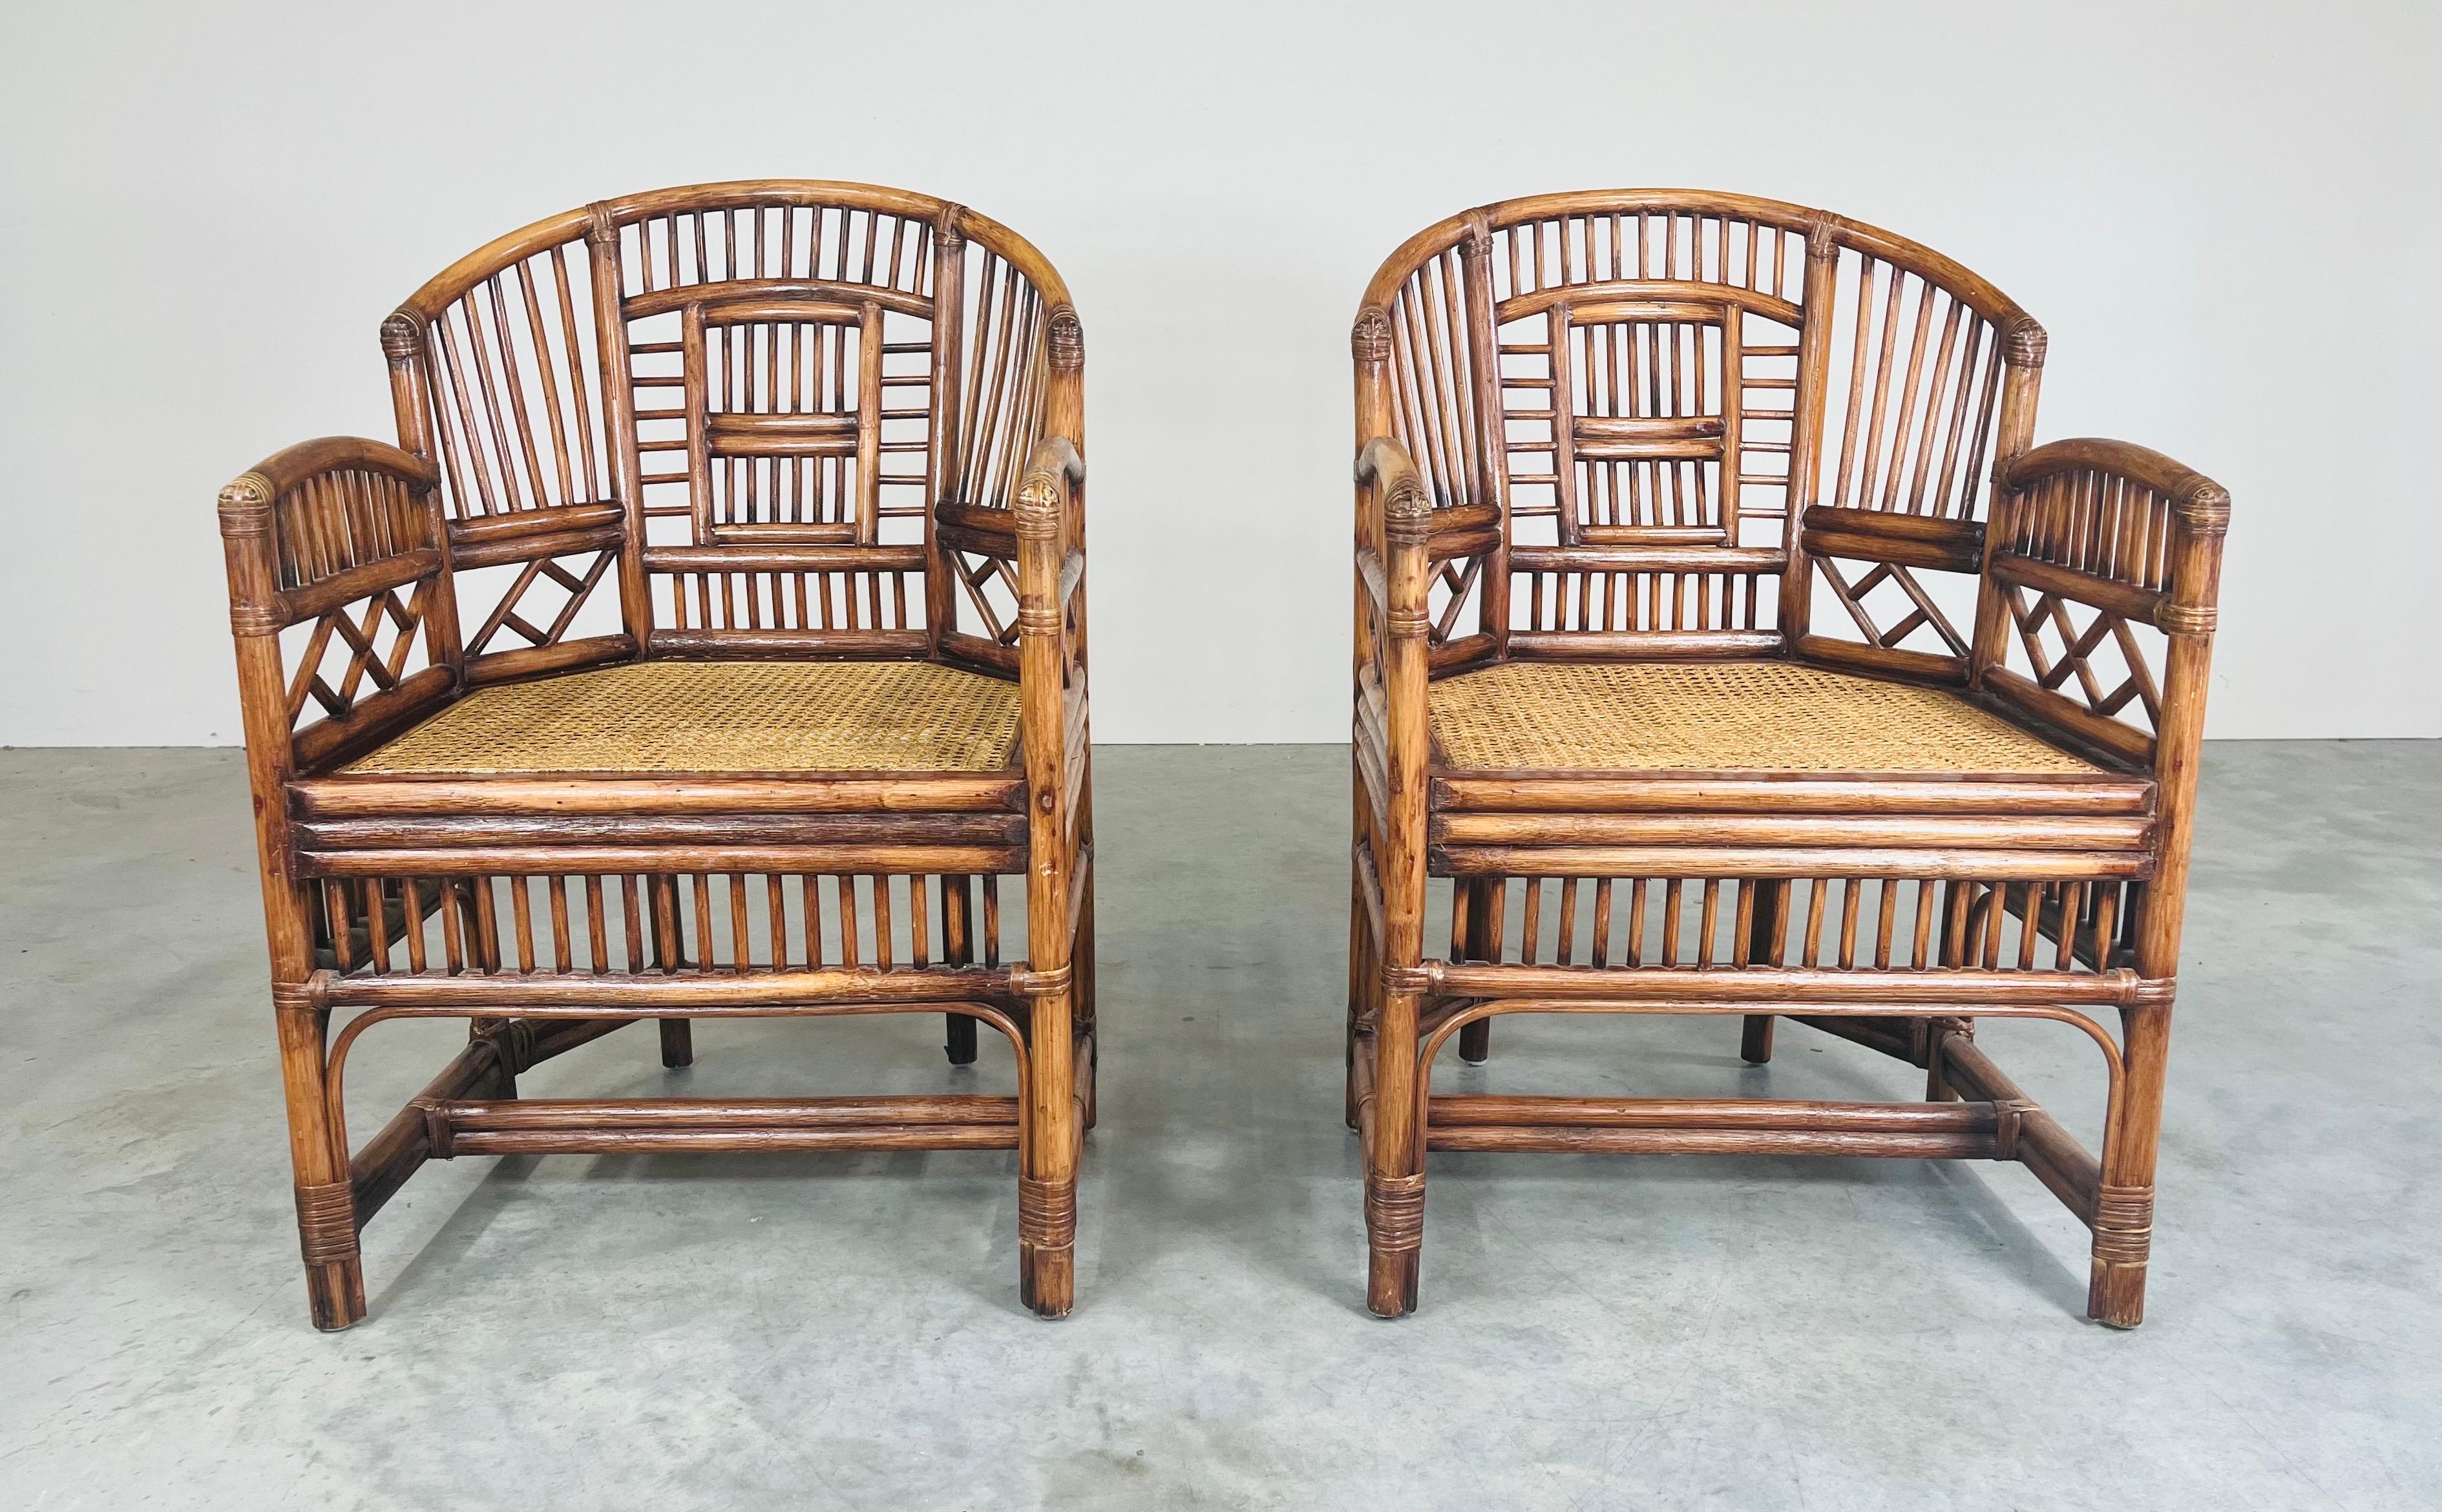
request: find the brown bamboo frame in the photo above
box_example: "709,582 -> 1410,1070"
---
218,182 -> 1095,1328
1349,191 -> 2229,1327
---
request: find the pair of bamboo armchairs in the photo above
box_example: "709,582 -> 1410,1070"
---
218,181 -> 2227,1333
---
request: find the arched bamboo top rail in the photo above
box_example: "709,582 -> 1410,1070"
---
2007,438 -> 2230,524
1358,188 -> 2033,335
396,178 -> 1073,324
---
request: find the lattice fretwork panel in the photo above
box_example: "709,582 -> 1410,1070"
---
1424,554 -> 1487,649
278,581 -> 438,737
1999,586 -> 2165,742
947,544 -> 1022,649
457,551 -> 617,659
1812,555 -> 1974,660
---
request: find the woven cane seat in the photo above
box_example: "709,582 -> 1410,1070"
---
352,660 -> 1020,775
1429,661 -> 2096,775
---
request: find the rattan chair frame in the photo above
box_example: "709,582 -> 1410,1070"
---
218,182 -> 1095,1328
1347,190 -> 2229,1327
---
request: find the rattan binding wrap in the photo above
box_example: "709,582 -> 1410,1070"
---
352,662 -> 1021,775
1428,662 -> 2098,774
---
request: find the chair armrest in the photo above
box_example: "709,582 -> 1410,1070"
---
1973,436 -> 2230,770
1015,437 -> 1089,939
1352,438 -> 1436,840
1990,437 -> 2230,633
1354,436 -> 1432,613
218,436 -> 459,774
218,437 -> 444,634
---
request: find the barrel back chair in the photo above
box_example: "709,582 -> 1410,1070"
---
216,181 -> 1095,1328
1348,190 -> 2229,1326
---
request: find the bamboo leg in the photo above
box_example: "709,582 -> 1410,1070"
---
1740,1015 -> 1778,1064
1357,433 -> 1430,1318
1364,987 -> 1424,1317
1741,879 -> 1787,1064
2090,998 -> 2170,1328
275,987 -> 365,1330
944,1014 -> 979,1064
1347,757 -> 1375,1130
1457,878 -> 1499,1064
1018,986 -> 1079,1318
658,1019 -> 694,1068
1346,866 -> 1373,1131
942,874 -> 979,1066
1073,863 -> 1099,1132
1455,1020 -> 1490,1065
647,874 -> 691,1068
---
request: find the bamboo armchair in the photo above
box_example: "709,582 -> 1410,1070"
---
217,181 -> 1095,1328
1347,191 -> 2229,1327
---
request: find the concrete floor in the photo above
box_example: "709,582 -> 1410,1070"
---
1,742 -> 2434,1510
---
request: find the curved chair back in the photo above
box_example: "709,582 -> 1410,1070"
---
1356,191 -> 2040,680
383,180 -> 1079,683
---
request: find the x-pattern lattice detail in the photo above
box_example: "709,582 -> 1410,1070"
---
953,547 -> 1022,646
1429,556 -> 1484,646
2004,584 -> 2161,731
465,551 -> 614,656
1816,556 -> 1968,656
286,582 -> 430,724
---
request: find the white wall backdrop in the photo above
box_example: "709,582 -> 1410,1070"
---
3,1 -> 2434,744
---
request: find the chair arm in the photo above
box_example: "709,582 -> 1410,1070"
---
2004,438 -> 2222,516
1015,436 -> 1086,593
218,437 -> 445,634
1015,437 -> 1089,920
218,436 -> 460,777
1972,436 -> 2230,771
1352,437 -> 1437,834
1355,436 -> 1427,516
1989,437 -> 2230,633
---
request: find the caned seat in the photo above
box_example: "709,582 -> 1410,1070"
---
352,662 -> 1022,777
1427,661 -> 2096,775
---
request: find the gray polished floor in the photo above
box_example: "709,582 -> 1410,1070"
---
1,742 -> 2434,1510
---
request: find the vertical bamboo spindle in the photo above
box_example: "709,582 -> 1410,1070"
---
1741,877 -> 1787,1062
1775,215 -> 1842,646
1969,317 -> 2048,688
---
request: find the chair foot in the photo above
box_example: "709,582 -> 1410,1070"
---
1021,1244 -> 1075,1318
1457,1020 -> 1491,1064
2087,1184 -> 2154,1328
295,1180 -> 366,1330
1740,1014 -> 1776,1064
658,1018 -> 693,1068
945,1012 -> 978,1066
1364,1171 -> 1424,1316
1018,1173 -> 1077,1318
1365,1248 -> 1420,1318
2088,1260 -> 2149,1329
303,1258 -> 367,1331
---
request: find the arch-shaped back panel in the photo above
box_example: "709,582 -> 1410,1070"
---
1358,191 -> 2039,675
387,181 -> 1073,670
